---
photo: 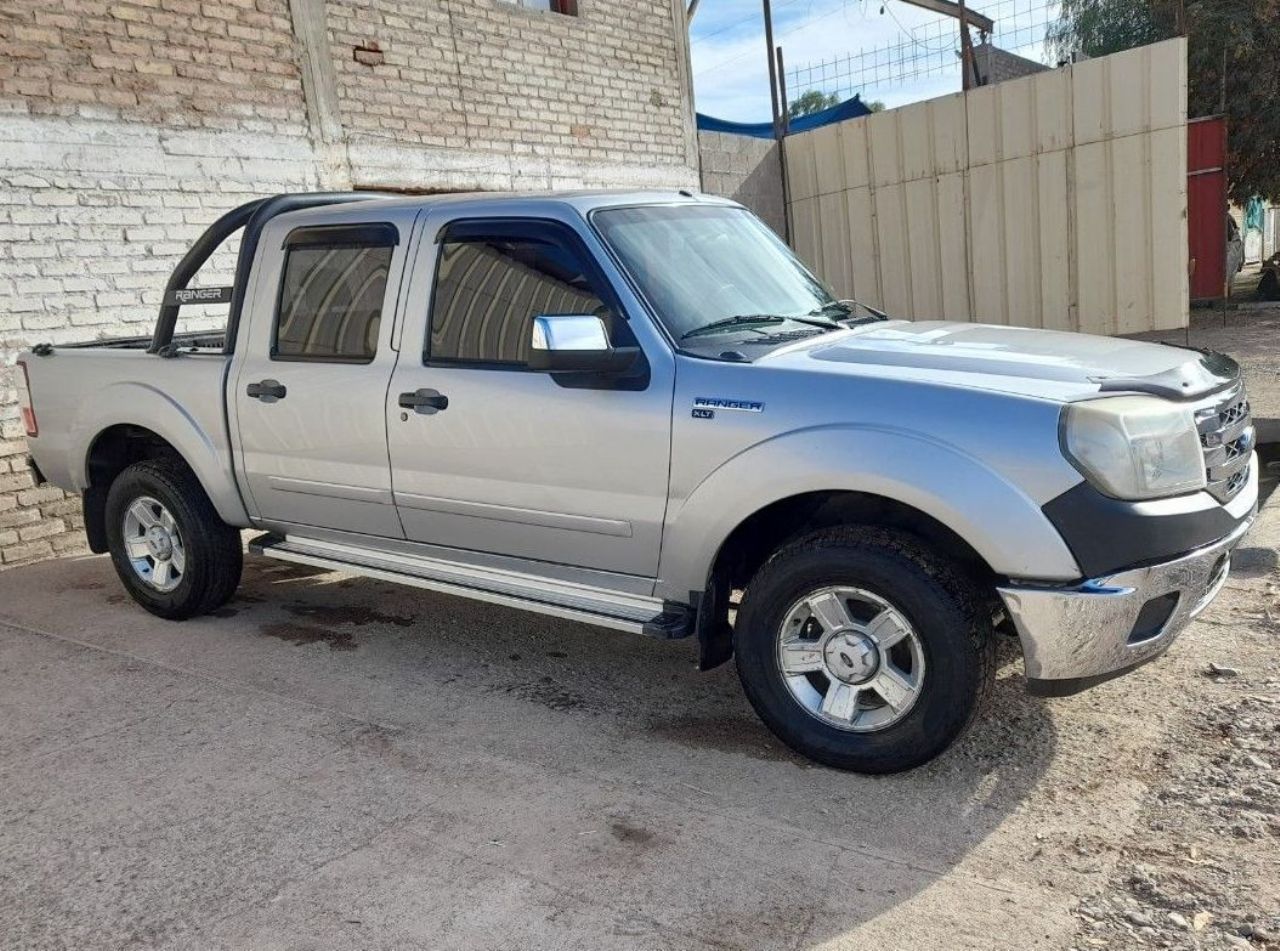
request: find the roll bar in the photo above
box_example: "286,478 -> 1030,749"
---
149,192 -> 384,356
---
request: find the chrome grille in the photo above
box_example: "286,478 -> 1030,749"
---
1196,384 -> 1253,504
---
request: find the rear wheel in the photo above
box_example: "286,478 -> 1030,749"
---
734,526 -> 995,773
104,458 -> 242,619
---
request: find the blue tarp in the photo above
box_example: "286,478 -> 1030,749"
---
696,94 -> 874,139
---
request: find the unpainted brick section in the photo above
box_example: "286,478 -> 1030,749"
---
0,0 -> 309,136
697,130 -> 786,237
327,0 -> 690,165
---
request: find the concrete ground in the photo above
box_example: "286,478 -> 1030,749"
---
2,479 -> 1278,949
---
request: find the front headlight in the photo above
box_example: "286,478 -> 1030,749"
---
1061,396 -> 1206,500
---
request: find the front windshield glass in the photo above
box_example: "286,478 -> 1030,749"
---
592,204 -> 840,343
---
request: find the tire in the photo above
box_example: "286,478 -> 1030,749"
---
104,457 -> 243,620
734,526 -> 995,774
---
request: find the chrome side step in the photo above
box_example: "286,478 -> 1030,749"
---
248,533 -> 693,639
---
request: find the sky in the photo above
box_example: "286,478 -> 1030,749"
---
689,0 -> 1059,122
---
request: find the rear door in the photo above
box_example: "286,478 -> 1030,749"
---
232,216 -> 411,537
385,213 -> 675,577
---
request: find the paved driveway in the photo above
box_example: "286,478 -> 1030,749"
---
0,540 -> 1270,950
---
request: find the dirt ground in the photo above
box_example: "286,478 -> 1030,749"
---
1129,304 -> 1280,445
1,475 -> 1278,950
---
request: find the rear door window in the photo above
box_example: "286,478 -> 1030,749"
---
274,224 -> 397,362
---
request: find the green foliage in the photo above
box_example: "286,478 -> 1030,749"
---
1049,0 -> 1280,202
1046,0 -> 1171,59
787,91 -> 887,119
787,89 -> 840,118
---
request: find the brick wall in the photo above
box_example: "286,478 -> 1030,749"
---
0,119 -> 322,566
697,130 -> 786,237
322,1 -> 691,166
0,0 -> 697,567
0,0 -> 307,133
972,43 -> 1050,86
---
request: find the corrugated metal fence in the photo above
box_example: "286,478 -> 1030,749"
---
785,38 -> 1189,335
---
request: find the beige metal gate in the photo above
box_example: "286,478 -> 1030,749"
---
784,38 -> 1189,335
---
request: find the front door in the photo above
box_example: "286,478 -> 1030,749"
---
233,219 -> 409,538
385,216 -> 674,578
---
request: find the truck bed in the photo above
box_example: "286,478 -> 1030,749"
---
20,343 -> 235,496
51,330 -> 228,353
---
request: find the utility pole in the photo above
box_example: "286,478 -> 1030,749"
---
957,0 -> 977,90
776,46 -> 790,134
762,0 -> 792,244
763,0 -> 782,139
775,44 -> 793,244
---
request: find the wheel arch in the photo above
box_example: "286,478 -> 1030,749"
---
665,426 -> 1082,671
689,489 -> 1001,671
714,490 -> 998,593
81,421 -> 246,553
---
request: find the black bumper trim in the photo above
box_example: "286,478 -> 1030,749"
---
1042,480 -> 1240,578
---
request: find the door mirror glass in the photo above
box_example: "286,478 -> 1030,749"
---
528,315 -> 638,374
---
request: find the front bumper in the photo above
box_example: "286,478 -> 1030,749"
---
998,507 -> 1255,696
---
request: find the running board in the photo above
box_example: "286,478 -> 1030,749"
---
248,533 -> 693,639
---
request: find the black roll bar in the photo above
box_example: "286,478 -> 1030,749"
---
149,198 -> 265,354
148,191 -> 385,356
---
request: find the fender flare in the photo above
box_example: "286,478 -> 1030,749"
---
71,381 -> 250,528
656,424 -> 1081,602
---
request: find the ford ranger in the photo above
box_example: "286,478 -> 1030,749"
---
15,191 -> 1258,773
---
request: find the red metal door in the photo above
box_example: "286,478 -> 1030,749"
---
1187,116 -> 1228,301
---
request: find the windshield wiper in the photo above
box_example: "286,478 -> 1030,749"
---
680,314 -> 786,340
681,311 -> 845,341
811,299 -> 890,325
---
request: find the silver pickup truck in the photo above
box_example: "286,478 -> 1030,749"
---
16,191 -> 1258,773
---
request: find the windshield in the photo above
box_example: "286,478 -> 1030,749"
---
592,204 -> 840,343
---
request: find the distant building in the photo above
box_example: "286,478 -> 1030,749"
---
971,43 -> 1051,86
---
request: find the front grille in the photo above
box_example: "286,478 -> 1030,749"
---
1196,384 -> 1253,503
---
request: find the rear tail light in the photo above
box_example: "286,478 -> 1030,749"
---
16,359 -> 37,437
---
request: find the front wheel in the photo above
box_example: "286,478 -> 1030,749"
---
104,457 -> 243,620
734,526 -> 995,773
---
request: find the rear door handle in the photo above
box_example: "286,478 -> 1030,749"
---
246,379 -> 287,400
398,388 -> 449,414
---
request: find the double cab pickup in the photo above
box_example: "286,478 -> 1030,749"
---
16,190 -> 1258,772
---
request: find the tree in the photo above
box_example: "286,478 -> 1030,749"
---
1049,0 -> 1280,203
788,89 -> 840,118
787,90 -> 887,119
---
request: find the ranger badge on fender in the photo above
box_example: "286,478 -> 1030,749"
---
693,396 -> 765,415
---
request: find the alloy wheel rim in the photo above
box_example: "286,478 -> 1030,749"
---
122,496 -> 186,593
775,585 -> 926,732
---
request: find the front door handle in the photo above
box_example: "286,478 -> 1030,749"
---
399,388 -> 449,414
246,379 -> 287,401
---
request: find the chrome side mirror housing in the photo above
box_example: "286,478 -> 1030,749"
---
528,315 -> 639,375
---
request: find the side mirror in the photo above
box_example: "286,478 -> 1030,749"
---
527,314 -> 639,375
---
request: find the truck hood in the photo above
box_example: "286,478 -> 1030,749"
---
760,320 -> 1238,402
